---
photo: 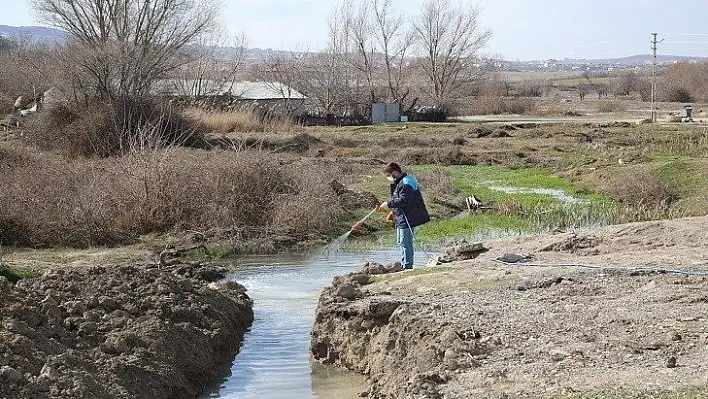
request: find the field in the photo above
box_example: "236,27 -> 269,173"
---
2,116 -> 707,271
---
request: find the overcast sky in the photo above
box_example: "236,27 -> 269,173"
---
2,0 -> 708,60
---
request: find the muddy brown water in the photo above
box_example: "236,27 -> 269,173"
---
202,249 -> 421,399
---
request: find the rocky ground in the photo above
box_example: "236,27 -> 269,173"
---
311,216 -> 708,398
0,261 -> 253,399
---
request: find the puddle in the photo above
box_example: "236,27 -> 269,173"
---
203,249 -> 423,399
486,185 -> 588,204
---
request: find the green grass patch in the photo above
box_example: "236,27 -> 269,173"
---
416,213 -> 530,246
348,165 -> 621,248
410,165 -> 609,205
0,264 -> 40,284
180,244 -> 235,261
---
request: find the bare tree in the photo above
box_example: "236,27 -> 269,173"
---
174,31 -> 250,97
344,0 -> 415,108
578,83 -> 588,101
594,83 -> 609,99
614,71 -> 639,96
349,1 -> 378,105
31,0 -> 219,100
371,0 -> 414,106
259,50 -> 306,114
295,10 -> 354,116
413,0 -> 491,109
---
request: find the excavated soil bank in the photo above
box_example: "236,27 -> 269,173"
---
311,217 -> 708,398
0,262 -> 253,399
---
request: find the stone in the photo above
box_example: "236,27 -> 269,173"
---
497,253 -> 532,264
208,280 -> 247,294
40,364 -> 59,379
98,297 -> 118,311
549,349 -> 570,362
666,357 -> 677,368
357,262 -> 403,275
335,283 -> 362,300
1,366 -> 22,383
439,240 -> 489,263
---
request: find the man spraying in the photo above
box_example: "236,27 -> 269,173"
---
378,163 -> 430,269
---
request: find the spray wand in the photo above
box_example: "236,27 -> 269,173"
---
351,206 -> 389,232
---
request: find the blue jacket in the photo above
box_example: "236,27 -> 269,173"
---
387,174 -> 431,229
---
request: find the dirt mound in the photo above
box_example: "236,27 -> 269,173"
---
311,267 -> 492,398
0,262 -> 253,399
357,261 -> 403,275
276,133 -> 323,152
312,217 -> 708,398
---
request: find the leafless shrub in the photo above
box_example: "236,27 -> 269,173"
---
415,168 -> 460,198
400,146 -> 477,165
659,62 -> 708,102
663,87 -> 694,103
596,100 -> 627,113
605,169 -> 678,211
614,71 -> 640,96
518,80 -> 544,97
27,99 -> 204,157
0,147 -> 342,248
595,83 -> 610,99
0,41 -> 52,106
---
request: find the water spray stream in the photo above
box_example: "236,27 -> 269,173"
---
322,208 -> 379,255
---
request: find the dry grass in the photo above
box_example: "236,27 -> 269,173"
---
596,100 -> 628,113
0,145 -> 340,248
184,107 -> 294,134
466,96 -> 536,116
600,169 -> 679,212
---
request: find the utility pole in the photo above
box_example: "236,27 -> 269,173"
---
651,33 -> 665,122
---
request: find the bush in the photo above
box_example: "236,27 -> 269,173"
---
0,146 -> 341,248
663,87 -> 693,103
518,80 -> 544,97
28,98 -> 205,157
596,101 -> 627,113
605,169 -> 679,211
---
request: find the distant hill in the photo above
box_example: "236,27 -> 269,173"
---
2,25 -> 708,66
0,25 -> 67,43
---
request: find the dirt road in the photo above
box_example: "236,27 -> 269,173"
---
312,216 -> 708,398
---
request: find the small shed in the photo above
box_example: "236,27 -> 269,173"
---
372,103 -> 401,123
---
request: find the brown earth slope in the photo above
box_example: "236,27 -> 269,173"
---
312,216 -> 708,398
0,262 -> 253,399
